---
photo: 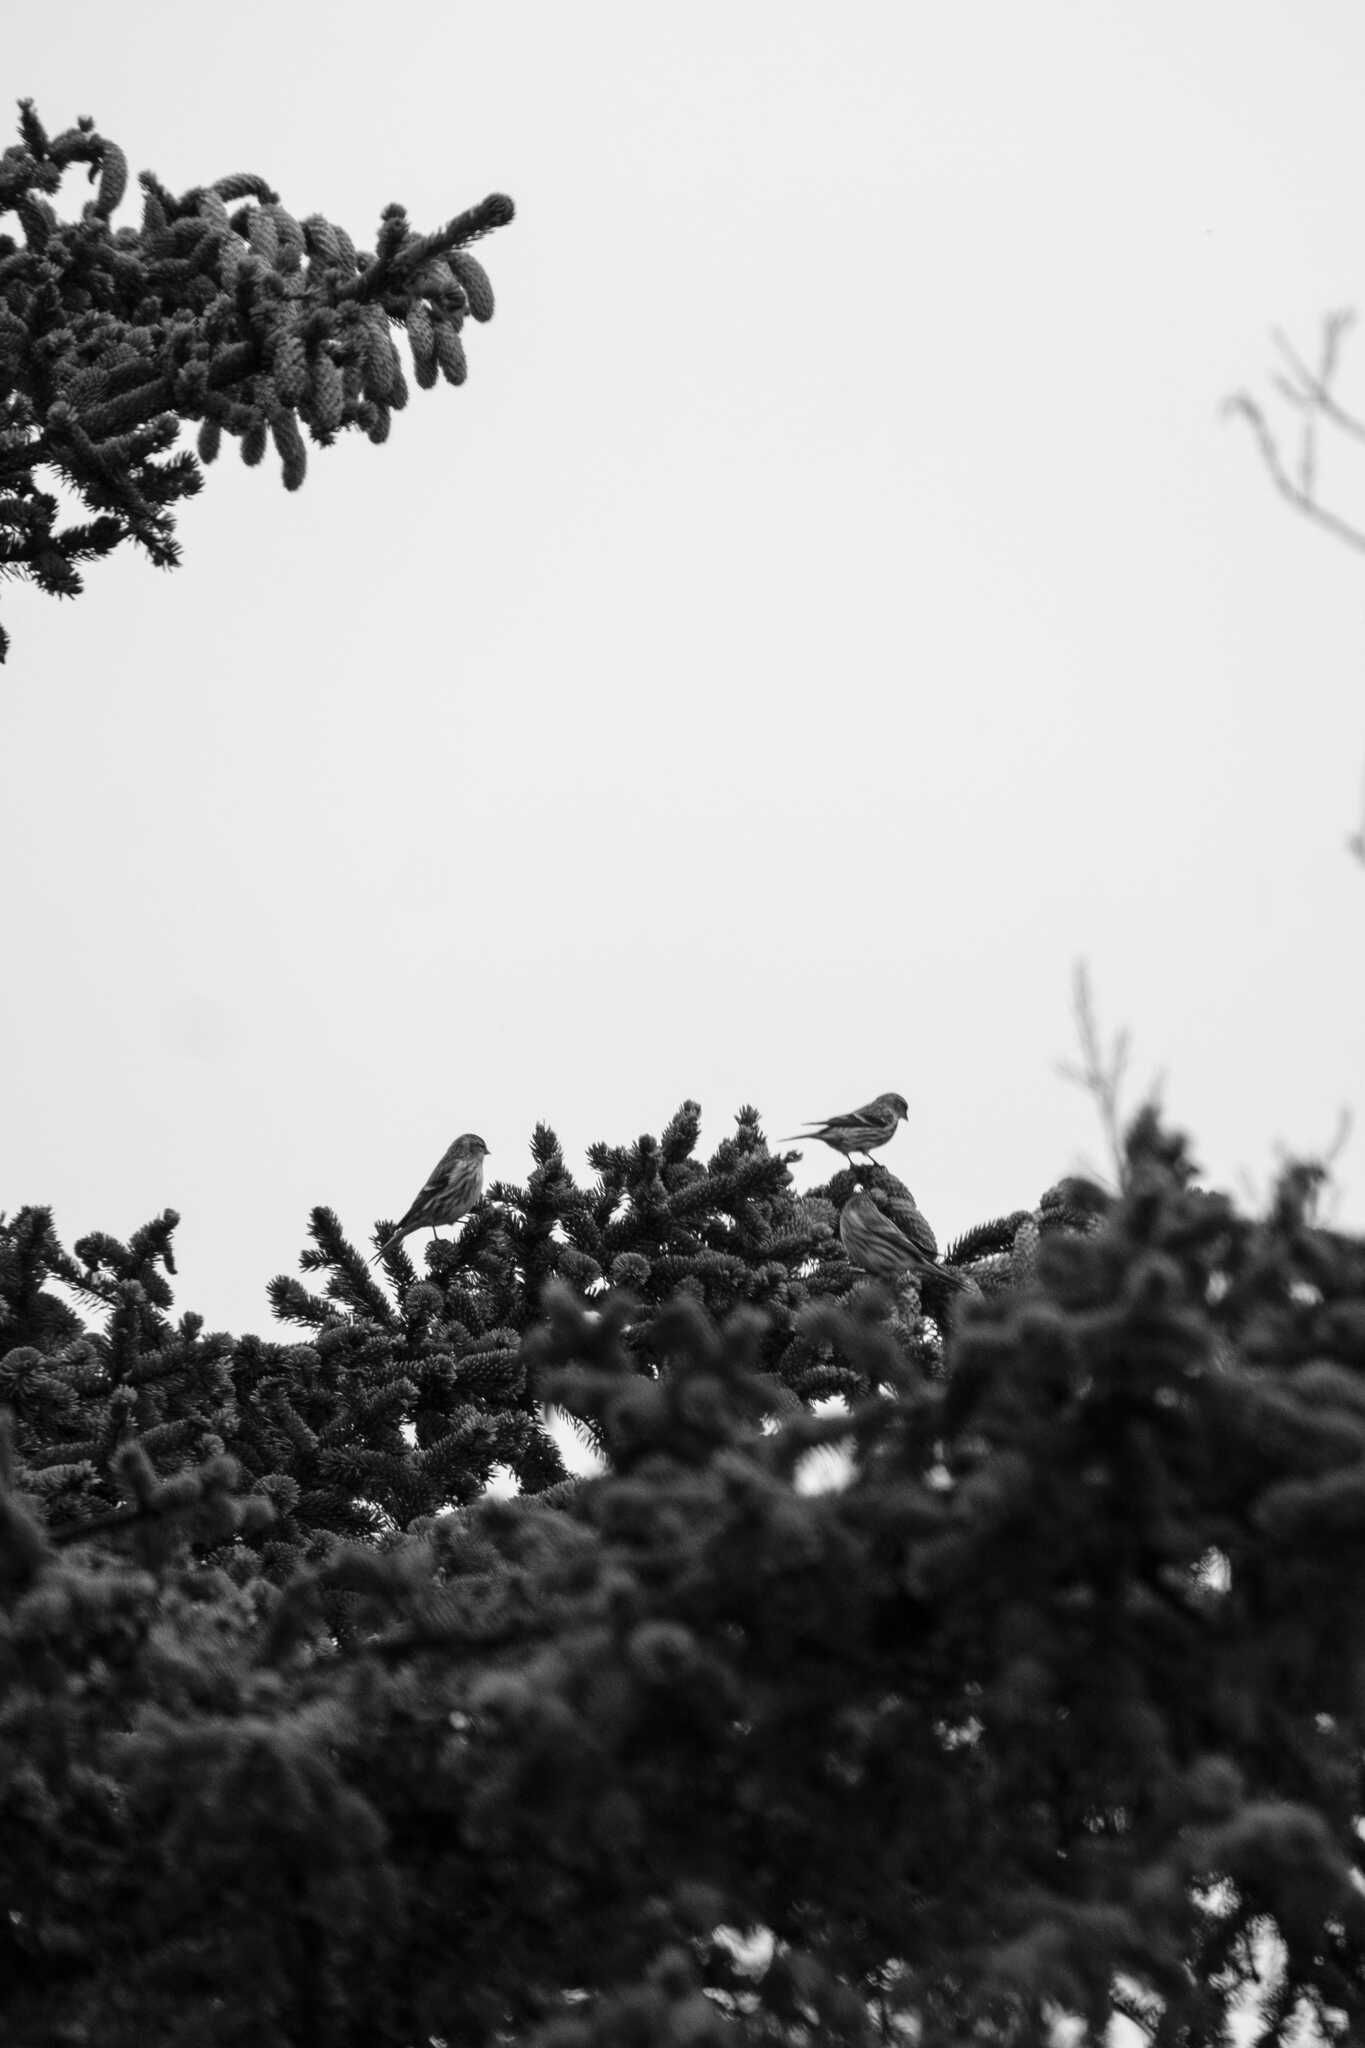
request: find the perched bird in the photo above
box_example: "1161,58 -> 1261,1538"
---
371,1132 -> 489,1262
839,1186 -> 936,1284
780,1091 -> 908,1165
881,1180 -> 939,1263
840,1186 -> 979,1323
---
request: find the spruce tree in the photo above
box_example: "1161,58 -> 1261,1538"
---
4,1103 -> 1365,2045
0,101 -> 512,659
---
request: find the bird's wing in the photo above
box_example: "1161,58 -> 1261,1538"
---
844,1099 -> 895,1132
374,1143 -> 473,1261
805,1111 -> 862,1136
389,1155 -> 453,1235
861,1202 -> 927,1263
391,1187 -> 431,1233
426,1137 -> 465,1182
405,1137 -> 468,1205
781,1105 -> 887,1142
891,1199 -> 937,1261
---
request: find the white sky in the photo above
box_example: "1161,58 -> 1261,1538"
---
3,0 -> 1364,1340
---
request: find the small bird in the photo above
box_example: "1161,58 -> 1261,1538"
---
839,1186 -> 936,1284
371,1132 -> 489,1262
781,1092 -> 908,1165
881,1180 -> 939,1264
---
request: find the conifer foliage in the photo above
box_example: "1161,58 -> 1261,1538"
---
0,100 -> 513,658
4,1105 -> 1365,2045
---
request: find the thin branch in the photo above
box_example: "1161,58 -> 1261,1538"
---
1224,394 -> 1365,558
1348,761 -> 1365,868
1231,323 -> 1365,879
1270,311 -> 1365,443
1227,304 -> 1365,580
1057,960 -> 1131,1189
1322,1103 -> 1355,1175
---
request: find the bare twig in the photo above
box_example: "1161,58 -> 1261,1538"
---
1226,308 -> 1365,557
1265,1105 -> 1355,1228
1270,311 -> 1365,443
1231,318 -> 1365,874
1348,762 -> 1365,868
1056,961 -> 1134,1190
1322,1103 -> 1355,1174
1224,393 -> 1365,557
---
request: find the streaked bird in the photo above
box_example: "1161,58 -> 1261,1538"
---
839,1186 -> 936,1284
780,1091 -> 908,1165
371,1132 -> 489,1262
881,1180 -> 938,1263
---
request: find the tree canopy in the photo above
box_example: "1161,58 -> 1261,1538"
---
4,1102 -> 1365,2046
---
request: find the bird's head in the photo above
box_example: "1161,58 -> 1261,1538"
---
454,1134 -> 490,1157
877,1093 -> 909,1124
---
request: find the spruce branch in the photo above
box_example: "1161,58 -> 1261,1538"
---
0,103 -> 515,658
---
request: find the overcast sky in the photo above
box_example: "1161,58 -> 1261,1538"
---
3,0 -> 1364,1341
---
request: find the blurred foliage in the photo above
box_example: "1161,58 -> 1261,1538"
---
4,1103 -> 1365,2045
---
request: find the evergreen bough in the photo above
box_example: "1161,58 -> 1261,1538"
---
4,1102 -> 1365,2044
0,101 -> 513,659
